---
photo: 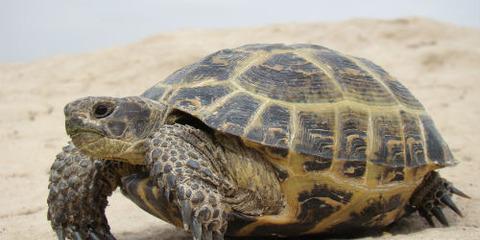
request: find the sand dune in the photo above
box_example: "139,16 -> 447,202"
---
0,18 -> 479,239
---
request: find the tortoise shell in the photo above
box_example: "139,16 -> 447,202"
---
141,44 -> 456,235
143,43 -> 454,169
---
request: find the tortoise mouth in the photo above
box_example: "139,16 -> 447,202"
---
67,127 -> 104,138
65,117 -> 107,151
65,116 -> 106,138
69,131 -> 104,149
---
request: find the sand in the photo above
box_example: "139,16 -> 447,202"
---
0,17 -> 479,239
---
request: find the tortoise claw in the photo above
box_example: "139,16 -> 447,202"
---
166,175 -> 176,202
412,172 -> 469,228
54,226 -> 115,240
441,195 -> 463,217
88,229 -> 117,240
106,233 -> 117,240
175,184 -> 227,240
425,215 -> 436,227
450,186 -> 470,199
56,229 -> 65,240
72,231 -> 84,240
88,231 -> 101,240
431,206 -> 449,226
164,189 -> 171,203
419,209 -> 435,227
180,200 -> 192,231
192,218 -> 203,240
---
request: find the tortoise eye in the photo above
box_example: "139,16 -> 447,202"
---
93,103 -> 114,119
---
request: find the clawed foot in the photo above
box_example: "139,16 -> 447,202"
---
150,155 -> 227,240
176,181 -> 227,240
149,155 -> 228,240
54,226 -> 116,240
145,124 -> 230,240
48,144 -> 123,240
413,172 -> 470,227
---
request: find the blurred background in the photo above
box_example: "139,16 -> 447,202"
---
1,0 -> 479,63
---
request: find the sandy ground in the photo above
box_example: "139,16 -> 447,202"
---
0,18 -> 479,239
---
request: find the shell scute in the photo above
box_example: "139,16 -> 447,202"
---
356,57 -> 424,109
203,93 -> 261,136
168,84 -> 233,112
245,104 -> 290,148
420,115 -> 456,166
296,109 -> 335,169
400,110 -> 426,167
370,112 -> 406,167
237,52 -> 342,103
312,49 -> 397,104
335,106 -> 369,180
337,107 -> 368,162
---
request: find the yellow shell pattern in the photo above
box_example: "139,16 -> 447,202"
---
141,44 -> 456,235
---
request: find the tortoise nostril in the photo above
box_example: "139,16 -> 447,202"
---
64,99 -> 84,117
66,116 -> 83,128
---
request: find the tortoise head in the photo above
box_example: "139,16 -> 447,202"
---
64,96 -> 168,164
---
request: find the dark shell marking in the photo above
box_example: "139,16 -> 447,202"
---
296,109 -> 335,162
371,113 -> 405,167
400,110 -> 426,167
143,43 -> 455,173
204,93 -> 261,136
248,185 -> 353,236
327,194 -> 403,234
246,104 -> 291,148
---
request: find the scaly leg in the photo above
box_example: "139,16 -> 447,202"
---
409,171 -> 470,227
145,124 -> 232,240
48,143 -> 137,240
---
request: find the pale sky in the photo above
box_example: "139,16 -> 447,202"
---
1,0 -> 479,63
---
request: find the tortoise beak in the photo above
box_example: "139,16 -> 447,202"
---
65,115 -> 105,137
64,98 -> 106,137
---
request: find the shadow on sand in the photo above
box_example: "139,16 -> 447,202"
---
117,212 -> 439,240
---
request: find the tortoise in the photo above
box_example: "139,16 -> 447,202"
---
47,43 -> 469,240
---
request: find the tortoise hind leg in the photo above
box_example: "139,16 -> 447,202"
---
409,171 -> 470,227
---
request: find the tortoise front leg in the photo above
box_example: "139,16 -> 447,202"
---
145,124 -> 232,240
47,143 -> 136,240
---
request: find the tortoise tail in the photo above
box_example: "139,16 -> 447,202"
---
408,171 -> 470,227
